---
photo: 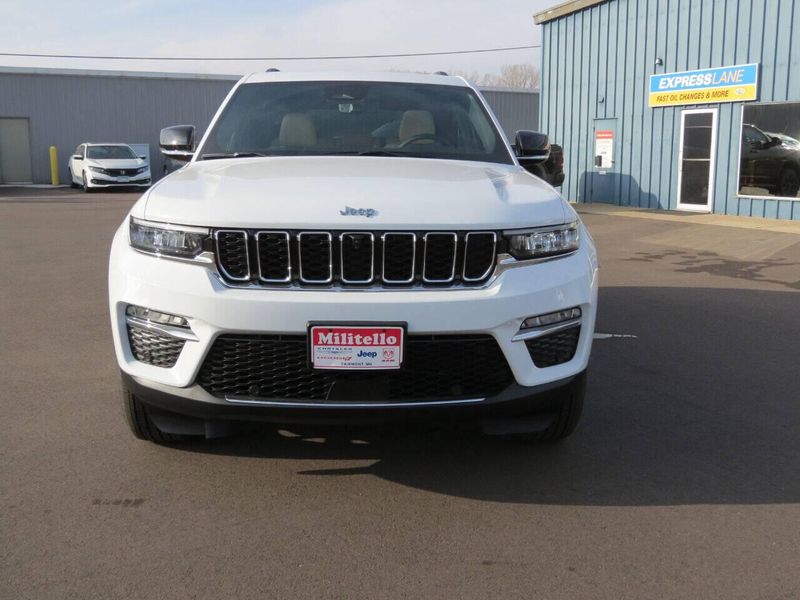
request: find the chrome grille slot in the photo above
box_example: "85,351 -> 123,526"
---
463,232 -> 497,282
256,231 -> 291,282
422,232 -> 458,283
215,230 -> 250,281
381,232 -> 416,284
298,232 -> 333,283
340,232 -> 375,283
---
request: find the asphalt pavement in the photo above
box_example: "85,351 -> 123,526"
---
1,188 -> 799,599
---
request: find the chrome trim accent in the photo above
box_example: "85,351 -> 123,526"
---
255,231 -> 291,283
380,232 -> 416,284
298,231 -> 333,283
224,396 -> 485,408
462,232 -> 498,282
422,232 -> 458,283
160,149 -> 194,159
511,319 -> 581,342
125,315 -> 199,342
502,221 -> 579,236
131,217 -> 209,234
339,232 -> 375,284
214,229 -> 251,282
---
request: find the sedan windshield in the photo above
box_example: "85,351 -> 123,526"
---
198,81 -> 513,164
87,145 -> 137,159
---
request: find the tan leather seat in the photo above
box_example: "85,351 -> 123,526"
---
398,110 -> 435,143
278,113 -> 317,147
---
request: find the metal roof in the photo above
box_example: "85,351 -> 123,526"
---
533,0 -> 608,25
242,70 -> 469,86
0,65 -> 240,81
0,66 -> 539,92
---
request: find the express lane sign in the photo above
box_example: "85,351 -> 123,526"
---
649,63 -> 759,108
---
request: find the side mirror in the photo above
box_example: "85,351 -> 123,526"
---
768,136 -> 782,148
159,125 -> 196,162
514,130 -> 550,164
72,154 -> 82,160
138,155 -> 147,160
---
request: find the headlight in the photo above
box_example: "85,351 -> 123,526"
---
129,217 -> 210,260
135,166 -> 148,174
88,166 -> 110,175
506,222 -> 580,260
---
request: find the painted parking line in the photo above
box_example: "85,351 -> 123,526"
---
593,332 -> 638,339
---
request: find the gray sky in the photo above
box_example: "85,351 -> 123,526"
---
0,0 -> 551,76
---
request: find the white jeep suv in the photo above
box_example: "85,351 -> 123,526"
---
108,71 -> 598,444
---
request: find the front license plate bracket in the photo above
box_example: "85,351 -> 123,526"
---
308,322 -> 407,371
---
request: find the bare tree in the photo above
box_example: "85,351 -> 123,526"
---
496,64 -> 541,89
448,64 -> 540,89
390,64 -> 540,90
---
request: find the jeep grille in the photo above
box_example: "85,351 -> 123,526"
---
213,230 -> 498,288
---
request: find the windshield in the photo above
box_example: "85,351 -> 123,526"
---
198,81 -> 513,164
87,145 -> 137,159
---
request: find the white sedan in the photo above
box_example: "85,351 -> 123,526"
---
68,143 -> 151,192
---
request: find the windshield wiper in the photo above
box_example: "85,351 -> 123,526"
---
200,152 -> 272,160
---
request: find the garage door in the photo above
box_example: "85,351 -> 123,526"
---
0,118 -> 33,184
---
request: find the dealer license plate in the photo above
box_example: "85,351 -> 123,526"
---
309,324 -> 405,370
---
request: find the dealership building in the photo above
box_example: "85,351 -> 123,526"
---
535,0 -> 800,220
0,66 -> 538,185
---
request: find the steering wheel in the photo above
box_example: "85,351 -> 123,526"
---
397,133 -> 444,148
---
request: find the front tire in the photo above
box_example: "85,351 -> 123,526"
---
68,168 -> 78,188
122,380 -> 183,443
539,371 -> 586,441
82,172 -> 93,193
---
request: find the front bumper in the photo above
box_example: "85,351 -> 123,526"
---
109,221 -> 598,419
122,370 -> 584,429
89,172 -> 151,187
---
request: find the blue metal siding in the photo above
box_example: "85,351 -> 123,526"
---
540,0 -> 800,220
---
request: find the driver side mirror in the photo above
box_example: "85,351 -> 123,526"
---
72,154 -> 82,160
159,125 -> 196,162
514,130 -> 550,164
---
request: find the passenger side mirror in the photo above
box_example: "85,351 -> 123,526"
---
72,154 -> 82,160
138,155 -> 147,160
514,130 -> 550,164
159,125 -> 196,162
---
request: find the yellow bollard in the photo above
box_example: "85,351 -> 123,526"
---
49,146 -> 59,186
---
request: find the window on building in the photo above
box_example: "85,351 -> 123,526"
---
738,102 -> 800,200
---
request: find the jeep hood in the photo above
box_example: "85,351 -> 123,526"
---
142,156 -> 568,229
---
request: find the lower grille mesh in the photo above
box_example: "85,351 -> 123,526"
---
127,325 -> 185,368
525,325 -> 581,368
198,334 -> 513,402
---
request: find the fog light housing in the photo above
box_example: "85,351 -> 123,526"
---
521,307 -> 581,330
125,305 -> 189,328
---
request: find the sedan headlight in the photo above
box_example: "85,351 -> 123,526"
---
506,222 -> 580,260
87,166 -> 110,175
135,166 -> 148,174
129,218 -> 210,260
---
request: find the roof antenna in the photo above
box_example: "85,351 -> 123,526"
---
434,71 -> 449,76
265,67 -> 280,72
